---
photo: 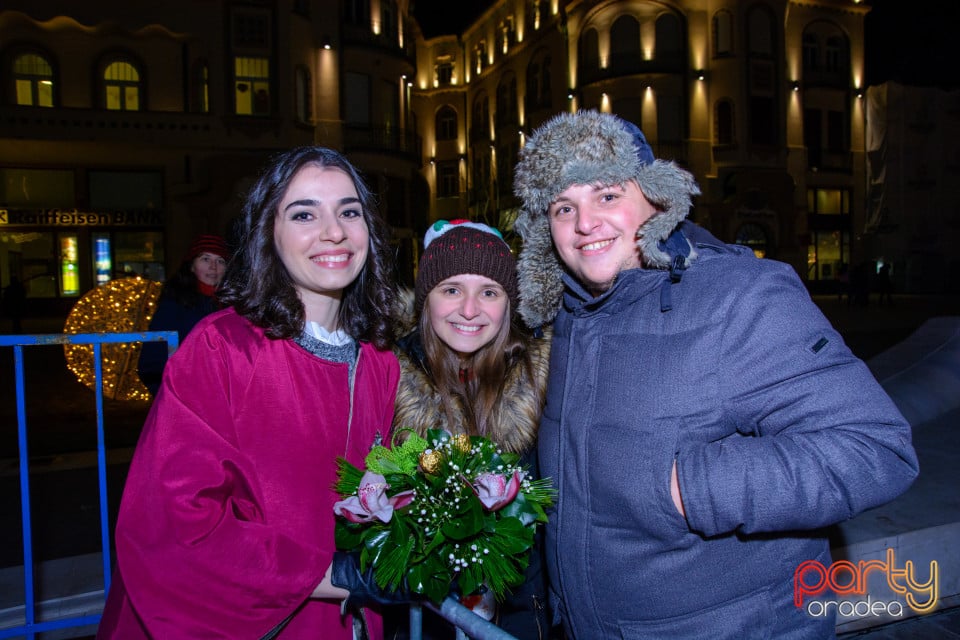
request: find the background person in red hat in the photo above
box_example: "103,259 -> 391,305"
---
137,233 -> 230,395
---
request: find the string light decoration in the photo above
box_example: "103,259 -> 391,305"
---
63,276 -> 163,402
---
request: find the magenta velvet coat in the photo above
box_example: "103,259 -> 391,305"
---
97,308 -> 400,639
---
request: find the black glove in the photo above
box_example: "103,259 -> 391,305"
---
331,551 -> 412,608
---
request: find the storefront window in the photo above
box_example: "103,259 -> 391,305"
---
93,233 -> 113,287
807,230 -> 849,281
0,232 -> 57,298
114,231 -> 164,281
59,234 -> 79,295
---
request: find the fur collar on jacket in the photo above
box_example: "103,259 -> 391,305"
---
391,289 -> 551,455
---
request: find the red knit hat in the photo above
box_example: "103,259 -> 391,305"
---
414,220 -> 518,317
187,234 -> 230,262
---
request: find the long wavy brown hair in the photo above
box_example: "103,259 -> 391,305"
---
218,146 -> 396,348
418,296 -> 535,436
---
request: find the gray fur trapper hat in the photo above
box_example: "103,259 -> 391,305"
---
512,109 -> 701,327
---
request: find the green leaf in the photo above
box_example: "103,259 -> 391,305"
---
440,497 -> 484,540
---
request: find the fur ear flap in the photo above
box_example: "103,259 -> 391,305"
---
516,211 -> 566,329
635,161 -> 702,268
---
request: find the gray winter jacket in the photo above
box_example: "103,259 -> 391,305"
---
538,222 -> 918,639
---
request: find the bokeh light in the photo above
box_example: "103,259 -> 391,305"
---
63,276 -> 162,402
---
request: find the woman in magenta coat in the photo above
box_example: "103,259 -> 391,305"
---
98,147 -> 401,639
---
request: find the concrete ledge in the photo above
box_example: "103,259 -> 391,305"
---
868,317 -> 960,427
827,319 -> 960,633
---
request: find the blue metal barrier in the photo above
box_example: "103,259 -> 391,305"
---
1,331 -> 517,640
0,331 -> 178,640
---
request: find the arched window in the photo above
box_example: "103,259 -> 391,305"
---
526,50 -> 553,111
295,66 -> 312,123
713,10 -> 733,57
747,7 -> 775,57
496,72 -> 517,127
578,28 -> 600,80
14,53 -> 54,107
803,33 -> 819,72
746,6 -> 777,146
192,61 -> 209,113
103,60 -> 141,111
715,99 -> 735,145
471,93 -> 489,142
825,36 -> 845,72
234,56 -> 270,115
435,105 -> 457,141
655,14 -> 683,61
610,15 -> 640,72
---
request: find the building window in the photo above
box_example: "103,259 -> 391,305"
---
715,99 -> 735,145
827,110 -> 846,153
192,62 -> 209,113
437,161 -> 459,198
655,13 -> 683,61
104,61 -> 141,111
232,9 -> 271,48
735,223 -> 769,259
807,230 -> 850,282
344,0 -> 369,27
825,36 -> 843,73
496,72 -> 517,127
345,72 -> 371,124
381,0 -> 397,41
14,53 -> 54,107
525,50 -> 553,111
234,56 -> 270,116
295,66 -> 312,123
436,59 -> 454,86
470,94 -> 489,142
807,188 -> 849,216
474,42 -> 486,75
803,34 -> 819,72
713,10 -> 733,57
499,17 -> 515,55
578,29 -> 600,79
436,106 -> 457,141
609,15 -> 640,73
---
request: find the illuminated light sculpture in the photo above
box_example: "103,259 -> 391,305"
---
63,276 -> 163,402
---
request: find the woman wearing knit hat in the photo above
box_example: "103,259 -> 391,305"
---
137,233 -> 231,395
387,219 -> 552,639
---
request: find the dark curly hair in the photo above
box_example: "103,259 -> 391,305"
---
218,146 -> 397,348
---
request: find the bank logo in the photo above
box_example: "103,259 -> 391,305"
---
794,549 -> 938,619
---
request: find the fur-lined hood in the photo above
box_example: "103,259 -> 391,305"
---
391,289 -> 550,454
513,110 -> 702,327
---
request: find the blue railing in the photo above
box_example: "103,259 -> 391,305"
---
0,330 -> 178,640
0,330 -> 516,640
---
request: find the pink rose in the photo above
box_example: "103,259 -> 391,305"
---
469,471 -> 523,511
334,471 -> 415,523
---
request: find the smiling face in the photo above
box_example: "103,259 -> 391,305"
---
191,252 -> 227,287
547,180 -> 657,296
426,274 -> 509,359
273,164 -> 369,326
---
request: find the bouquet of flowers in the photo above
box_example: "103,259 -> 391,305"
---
333,428 -> 555,604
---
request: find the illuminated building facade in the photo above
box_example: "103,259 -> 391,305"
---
1,0 -> 887,322
0,0 -> 424,319
412,0 -> 871,287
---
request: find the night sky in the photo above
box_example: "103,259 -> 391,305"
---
411,0 -> 960,90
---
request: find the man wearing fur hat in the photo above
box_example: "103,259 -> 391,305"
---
512,110 -> 918,639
